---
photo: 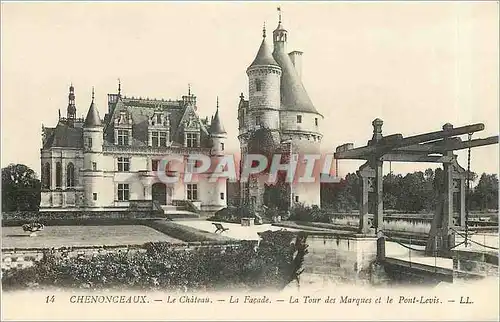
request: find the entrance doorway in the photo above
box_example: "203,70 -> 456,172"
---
152,183 -> 167,205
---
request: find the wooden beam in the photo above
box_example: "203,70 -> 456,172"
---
380,154 -> 455,163
334,123 -> 486,159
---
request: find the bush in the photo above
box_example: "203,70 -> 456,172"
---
208,205 -> 257,224
288,204 -> 331,223
2,231 -> 309,292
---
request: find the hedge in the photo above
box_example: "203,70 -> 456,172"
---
2,230 -> 309,292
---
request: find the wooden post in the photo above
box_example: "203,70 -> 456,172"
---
374,159 -> 384,231
359,176 -> 370,234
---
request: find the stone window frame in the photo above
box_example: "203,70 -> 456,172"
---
117,157 -> 131,172
117,183 -> 130,201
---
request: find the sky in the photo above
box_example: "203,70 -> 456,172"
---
1,1 -> 499,179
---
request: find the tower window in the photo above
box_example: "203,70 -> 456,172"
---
296,115 -> 302,124
255,115 -> 261,126
221,143 -> 224,151
255,79 -> 262,92
295,195 -> 299,203
93,193 -> 98,201
87,137 -> 93,149
220,192 -> 225,200
315,118 -> 318,126
92,162 -> 97,171
117,157 -> 130,172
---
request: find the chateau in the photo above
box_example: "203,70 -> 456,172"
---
237,14 -> 323,208
40,84 -> 228,213
39,11 -> 322,212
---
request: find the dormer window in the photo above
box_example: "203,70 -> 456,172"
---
157,114 -> 161,124
186,133 -> 198,148
117,129 -> 129,146
255,79 -> 262,92
255,115 -> 261,126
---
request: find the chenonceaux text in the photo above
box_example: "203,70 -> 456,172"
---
69,295 -> 149,304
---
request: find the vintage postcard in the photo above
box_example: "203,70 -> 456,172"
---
1,1 -> 499,321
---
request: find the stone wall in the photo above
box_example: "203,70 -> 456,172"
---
300,232 -> 378,287
452,249 -> 499,280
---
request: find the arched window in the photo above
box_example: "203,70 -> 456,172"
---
55,162 -> 62,188
66,163 -> 75,188
42,162 -> 51,189
255,79 -> 262,92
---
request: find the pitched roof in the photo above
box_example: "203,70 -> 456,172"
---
43,121 -> 83,149
209,108 -> 226,134
248,36 -> 279,69
103,96 -> 211,148
84,101 -> 102,127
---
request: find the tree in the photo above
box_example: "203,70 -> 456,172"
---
471,173 -> 498,210
2,164 -> 41,211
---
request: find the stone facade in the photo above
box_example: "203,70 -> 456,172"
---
40,85 -> 227,212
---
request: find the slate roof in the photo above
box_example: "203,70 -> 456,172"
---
272,22 -> 320,115
43,93 -> 214,150
42,120 -> 84,149
84,101 -> 102,127
209,108 -> 226,134
248,35 -> 279,69
103,95 -> 212,148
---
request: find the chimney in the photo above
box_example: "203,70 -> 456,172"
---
288,51 -> 303,79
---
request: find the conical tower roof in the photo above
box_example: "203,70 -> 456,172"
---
248,25 -> 279,69
84,88 -> 102,127
209,98 -> 226,134
272,21 -> 319,114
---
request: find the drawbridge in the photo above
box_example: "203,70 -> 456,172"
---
334,119 -> 498,279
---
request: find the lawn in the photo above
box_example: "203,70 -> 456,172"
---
2,225 -> 183,249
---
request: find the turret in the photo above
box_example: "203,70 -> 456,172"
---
210,97 -> 227,155
82,87 -> 104,207
246,23 -> 282,131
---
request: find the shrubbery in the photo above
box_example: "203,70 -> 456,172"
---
208,205 -> 258,224
288,203 -> 331,223
2,230 -> 309,292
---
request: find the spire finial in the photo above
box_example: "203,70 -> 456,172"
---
91,86 -> 95,103
263,22 -> 266,38
277,6 -> 282,23
118,78 -> 121,95
188,83 -> 191,96
216,96 -> 219,110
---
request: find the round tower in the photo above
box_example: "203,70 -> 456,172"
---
210,97 -> 227,156
209,98 -> 228,210
271,11 -> 324,207
82,87 -> 104,208
246,24 -> 282,131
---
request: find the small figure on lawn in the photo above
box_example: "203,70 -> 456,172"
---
22,222 -> 44,237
